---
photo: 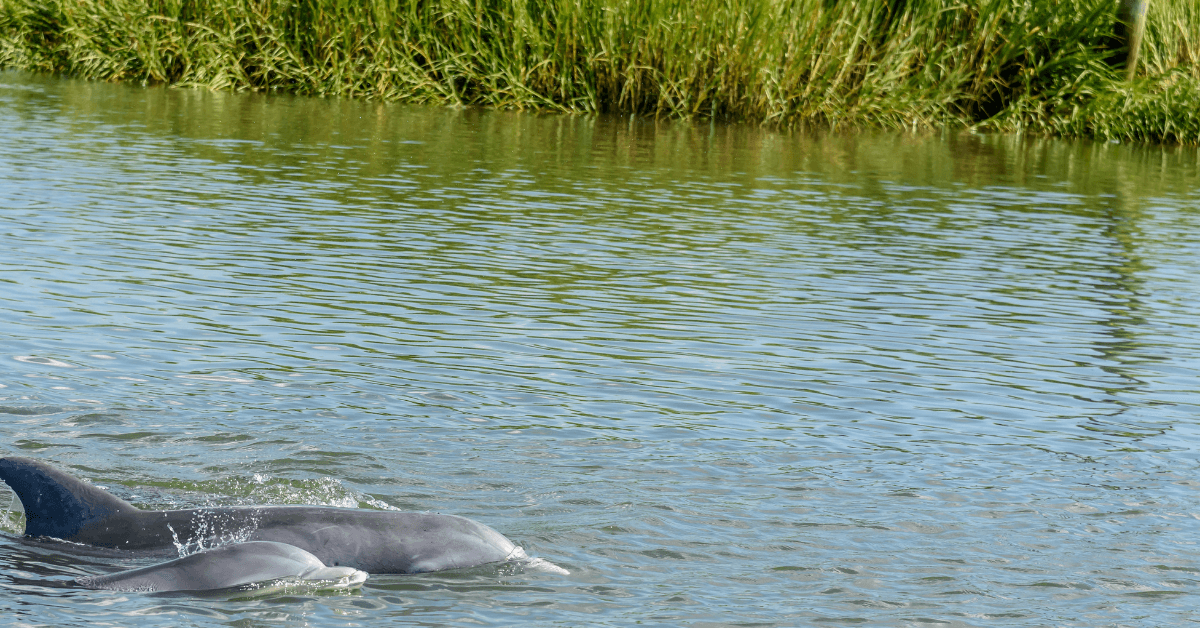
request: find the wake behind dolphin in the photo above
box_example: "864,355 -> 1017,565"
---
0,456 -> 560,592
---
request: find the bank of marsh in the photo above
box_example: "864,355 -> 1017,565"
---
1,0 -> 1198,143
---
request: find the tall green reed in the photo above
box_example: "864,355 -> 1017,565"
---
1,0 -> 1197,143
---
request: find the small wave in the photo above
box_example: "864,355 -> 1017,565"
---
231,572 -> 368,598
14,356 -> 75,368
0,404 -> 67,416
177,374 -> 253,383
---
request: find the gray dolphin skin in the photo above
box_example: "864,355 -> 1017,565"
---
0,457 -> 520,575
76,541 -> 368,592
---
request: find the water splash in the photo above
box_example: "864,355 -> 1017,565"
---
505,546 -> 570,575
0,489 -> 20,534
203,473 -> 392,511
524,557 -> 571,575
167,509 -> 261,557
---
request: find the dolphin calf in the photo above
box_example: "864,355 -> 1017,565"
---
0,457 -> 520,574
77,540 -> 368,592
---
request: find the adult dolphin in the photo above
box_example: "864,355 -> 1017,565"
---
77,541 -> 367,592
0,457 -> 520,574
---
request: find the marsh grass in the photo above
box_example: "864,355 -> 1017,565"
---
1,0 -> 1198,143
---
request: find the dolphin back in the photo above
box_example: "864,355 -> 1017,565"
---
76,541 -> 368,592
0,456 -> 136,540
0,457 -> 528,575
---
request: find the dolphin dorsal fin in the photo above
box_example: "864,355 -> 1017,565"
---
0,457 -> 136,540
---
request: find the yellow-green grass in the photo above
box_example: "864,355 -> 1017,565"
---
1,0 -> 1198,143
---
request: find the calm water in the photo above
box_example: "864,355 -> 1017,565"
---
2,70 -> 1200,627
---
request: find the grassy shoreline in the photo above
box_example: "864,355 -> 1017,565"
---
1,0 -> 1198,144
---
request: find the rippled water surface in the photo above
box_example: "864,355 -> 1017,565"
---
2,70 -> 1200,626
